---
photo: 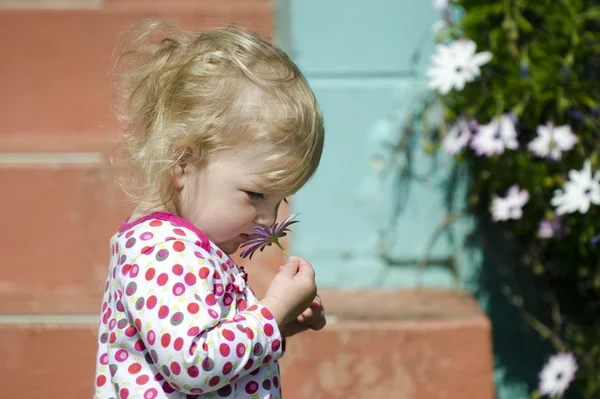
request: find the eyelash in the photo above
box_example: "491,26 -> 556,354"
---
245,191 -> 265,201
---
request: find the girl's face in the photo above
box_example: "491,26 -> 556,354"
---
172,149 -> 288,255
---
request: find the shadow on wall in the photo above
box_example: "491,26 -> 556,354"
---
466,211 -> 580,399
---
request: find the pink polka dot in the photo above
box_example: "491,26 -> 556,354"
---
130,264 -> 139,278
100,353 -> 109,365
140,232 -> 154,241
147,330 -> 156,345
120,388 -> 129,399
208,309 -> 219,319
144,388 -> 158,399
173,283 -> 186,296
173,228 -> 186,236
115,349 -> 129,362
236,343 -> 246,358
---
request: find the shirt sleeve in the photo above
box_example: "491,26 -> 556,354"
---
118,240 -> 284,395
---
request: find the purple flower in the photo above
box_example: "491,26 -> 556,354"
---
239,213 -> 299,260
538,216 -> 568,238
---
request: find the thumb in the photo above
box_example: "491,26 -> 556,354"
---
278,257 -> 299,277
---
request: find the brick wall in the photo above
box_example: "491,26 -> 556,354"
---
0,1 -> 280,397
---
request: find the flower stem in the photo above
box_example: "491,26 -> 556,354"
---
273,240 -> 290,259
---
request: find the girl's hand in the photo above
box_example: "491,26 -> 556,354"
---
282,295 -> 326,338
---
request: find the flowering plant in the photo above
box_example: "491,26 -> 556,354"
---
409,0 -> 600,396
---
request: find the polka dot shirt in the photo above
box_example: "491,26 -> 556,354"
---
94,212 -> 285,399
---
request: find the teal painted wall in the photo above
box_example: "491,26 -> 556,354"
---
274,2 -> 548,398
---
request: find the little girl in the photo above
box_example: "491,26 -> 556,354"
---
94,20 -> 326,399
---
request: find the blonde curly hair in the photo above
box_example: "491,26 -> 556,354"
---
112,20 -> 324,209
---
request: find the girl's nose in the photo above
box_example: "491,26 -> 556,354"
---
254,206 -> 277,227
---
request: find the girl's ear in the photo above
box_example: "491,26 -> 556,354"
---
172,147 -> 193,189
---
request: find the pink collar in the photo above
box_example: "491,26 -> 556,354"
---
119,211 -> 211,252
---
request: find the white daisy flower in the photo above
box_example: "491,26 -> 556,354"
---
491,185 -> 529,221
538,352 -> 578,398
426,39 -> 492,95
528,122 -> 578,160
551,160 -> 600,215
442,118 -> 471,155
470,114 -> 519,157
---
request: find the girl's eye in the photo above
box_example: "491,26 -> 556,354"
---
245,191 -> 265,201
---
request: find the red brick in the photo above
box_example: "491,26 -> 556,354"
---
0,164 -> 128,314
280,289 -> 495,399
0,321 -> 98,398
0,5 -> 272,139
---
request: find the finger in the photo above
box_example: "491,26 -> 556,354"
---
294,258 -> 315,280
297,308 -> 314,323
309,295 -> 322,309
278,257 -> 299,277
310,317 -> 327,331
283,321 -> 310,337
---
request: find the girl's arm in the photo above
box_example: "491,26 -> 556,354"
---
117,241 -> 284,394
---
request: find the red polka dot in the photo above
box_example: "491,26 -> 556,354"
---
120,388 -> 129,399
187,303 -> 200,314
199,267 -> 210,279
222,329 -> 235,341
188,326 -> 200,336
141,246 -> 154,255
161,333 -> 171,348
208,376 -> 220,387
205,294 -> 217,306
173,241 -> 185,252
109,332 -> 117,344
126,230 -> 134,238
171,362 -> 181,375
145,268 -> 156,281
184,273 -> 196,286
261,307 -> 274,320
147,295 -> 158,310
245,328 -> 254,340
122,264 -> 131,276
125,326 -> 137,337
136,374 -> 149,385
135,318 -> 142,331
173,228 -> 186,236
172,264 -> 184,275
158,305 -> 169,319
150,220 -> 162,227
162,381 -> 175,393
263,323 -> 274,337
213,270 -> 221,280
272,339 -> 281,352
187,366 -> 199,378
157,273 -> 169,286
219,343 -> 230,356
134,340 -> 146,352
96,375 -> 107,387
222,362 -> 233,375
174,337 -> 184,351
128,363 -> 142,374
